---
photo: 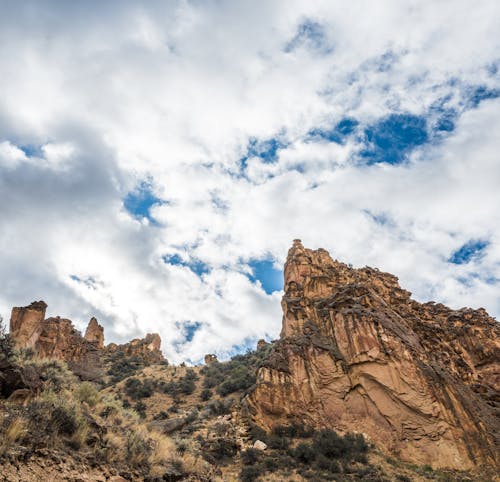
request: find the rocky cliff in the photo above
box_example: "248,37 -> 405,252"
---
8,301 -> 164,377
84,317 -> 104,349
106,333 -> 164,365
246,240 -> 499,471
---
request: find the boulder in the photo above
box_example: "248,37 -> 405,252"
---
253,440 -> 267,451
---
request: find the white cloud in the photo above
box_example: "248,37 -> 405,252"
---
0,1 -> 499,363
0,141 -> 27,169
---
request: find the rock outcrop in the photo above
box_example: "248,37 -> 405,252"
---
9,301 -> 48,350
246,240 -> 499,471
256,339 -> 268,350
106,333 -> 164,364
84,317 -> 104,349
8,302 -> 164,376
9,303 -> 105,380
204,354 -> 218,365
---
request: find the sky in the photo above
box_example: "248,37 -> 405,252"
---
0,1 -> 499,364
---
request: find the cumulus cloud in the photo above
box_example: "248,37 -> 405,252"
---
0,0 -> 499,363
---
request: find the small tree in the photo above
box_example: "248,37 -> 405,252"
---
0,316 -> 15,367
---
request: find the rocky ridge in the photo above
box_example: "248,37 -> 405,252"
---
246,240 -> 499,471
8,301 -> 164,380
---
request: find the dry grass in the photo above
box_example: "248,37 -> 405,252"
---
148,430 -> 176,465
75,381 -> 99,407
0,417 -> 27,456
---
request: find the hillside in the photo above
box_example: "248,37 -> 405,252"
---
0,240 -> 499,481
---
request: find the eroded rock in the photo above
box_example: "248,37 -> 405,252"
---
8,301 -> 164,378
84,317 -> 104,349
246,240 -> 500,471
105,333 -> 164,364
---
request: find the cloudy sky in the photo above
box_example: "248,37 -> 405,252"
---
0,1 -> 499,363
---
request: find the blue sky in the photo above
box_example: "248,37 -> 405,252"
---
0,1 -> 499,363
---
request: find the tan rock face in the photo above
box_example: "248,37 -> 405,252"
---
84,317 -> 104,349
9,301 -> 47,349
246,240 -> 500,471
9,304 -> 104,380
105,333 -> 164,364
9,302 -> 165,375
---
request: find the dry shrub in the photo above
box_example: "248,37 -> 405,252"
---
20,357 -> 76,393
75,381 -> 99,407
148,430 -> 176,465
126,427 -> 153,466
68,422 -> 89,450
0,417 -> 27,456
103,432 -> 125,464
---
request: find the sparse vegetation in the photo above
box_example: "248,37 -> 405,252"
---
124,377 -> 155,400
0,317 -> 15,365
160,369 -> 198,397
201,344 -> 271,396
200,388 -> 212,401
106,351 -> 146,383
0,340 -> 486,482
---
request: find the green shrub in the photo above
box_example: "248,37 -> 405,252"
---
248,423 -> 267,442
272,423 -> 314,438
200,388 -> 212,401
241,448 -> 260,465
176,440 -> 188,455
184,369 -> 198,381
207,398 -> 233,416
124,377 -> 154,400
51,405 -> 79,436
262,456 -> 278,471
22,395 -> 86,450
205,437 -> 238,461
293,442 -> 315,464
0,318 -> 15,365
76,381 -> 99,406
178,376 -> 195,395
312,429 -> 367,461
160,372 -> 196,396
134,400 -> 147,419
154,410 -> 169,420
315,454 -> 341,473
202,346 -> 271,396
19,359 -> 76,393
239,465 -> 265,482
396,476 -> 411,482
107,352 -> 145,383
266,433 -> 289,450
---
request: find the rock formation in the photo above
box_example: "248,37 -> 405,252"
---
9,301 -> 47,350
246,240 -> 499,471
256,339 -> 268,350
106,333 -> 164,364
84,317 -> 104,349
8,302 -> 164,375
204,354 -> 218,365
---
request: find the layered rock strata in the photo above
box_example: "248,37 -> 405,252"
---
246,240 -> 499,471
